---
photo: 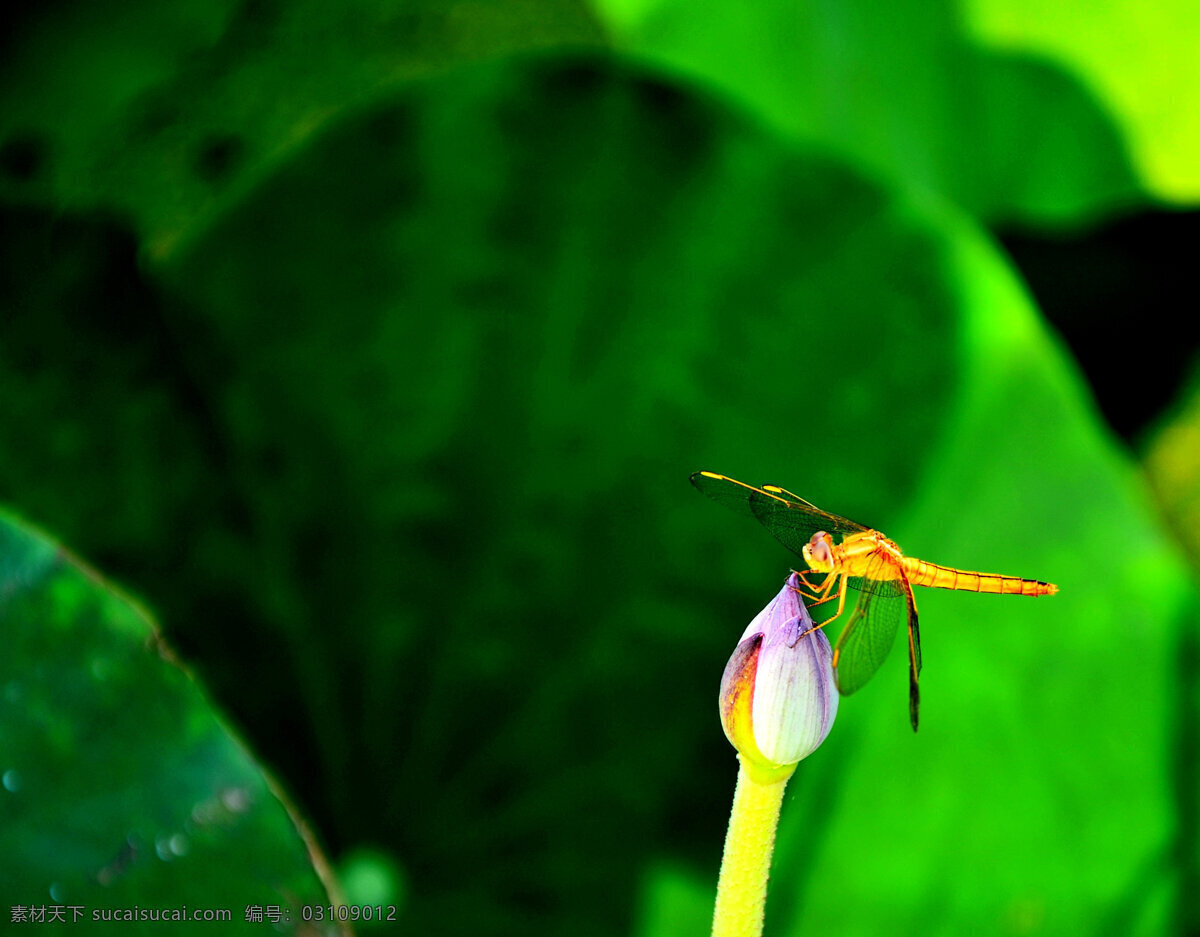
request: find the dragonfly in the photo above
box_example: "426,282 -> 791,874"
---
691,471 -> 1058,731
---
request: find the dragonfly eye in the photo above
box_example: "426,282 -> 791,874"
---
803,531 -> 834,571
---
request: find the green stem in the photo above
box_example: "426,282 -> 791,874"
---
712,756 -> 793,937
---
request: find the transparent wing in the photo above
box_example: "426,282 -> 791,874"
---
690,472 -> 870,542
833,572 -> 923,730
692,471 -> 905,598
832,586 -> 904,696
900,577 -> 922,732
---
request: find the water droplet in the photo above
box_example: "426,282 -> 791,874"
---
155,837 -> 173,861
169,833 -> 189,857
221,787 -> 250,813
48,882 -> 63,902
2,769 -> 21,792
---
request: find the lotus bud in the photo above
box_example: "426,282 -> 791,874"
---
719,573 -> 838,782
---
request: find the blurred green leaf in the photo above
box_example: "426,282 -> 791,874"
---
964,0 -> 1200,207
0,0 -> 604,254
0,512 -> 341,934
590,0 -> 1141,226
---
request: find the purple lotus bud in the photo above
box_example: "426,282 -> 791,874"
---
719,573 -> 838,778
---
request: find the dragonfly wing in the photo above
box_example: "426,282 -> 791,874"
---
909,659 -> 921,731
690,472 -> 869,562
832,584 -> 907,696
900,577 -> 921,732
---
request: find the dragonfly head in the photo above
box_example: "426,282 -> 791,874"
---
802,531 -> 835,572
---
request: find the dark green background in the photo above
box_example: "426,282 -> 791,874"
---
1,2 -> 1197,935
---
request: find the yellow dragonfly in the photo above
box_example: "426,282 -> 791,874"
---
691,471 -> 1058,730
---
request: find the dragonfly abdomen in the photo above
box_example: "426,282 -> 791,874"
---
903,558 -> 1058,596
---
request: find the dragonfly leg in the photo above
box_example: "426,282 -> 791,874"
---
791,570 -> 839,605
820,571 -> 843,604
789,570 -> 828,604
797,575 -> 848,639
